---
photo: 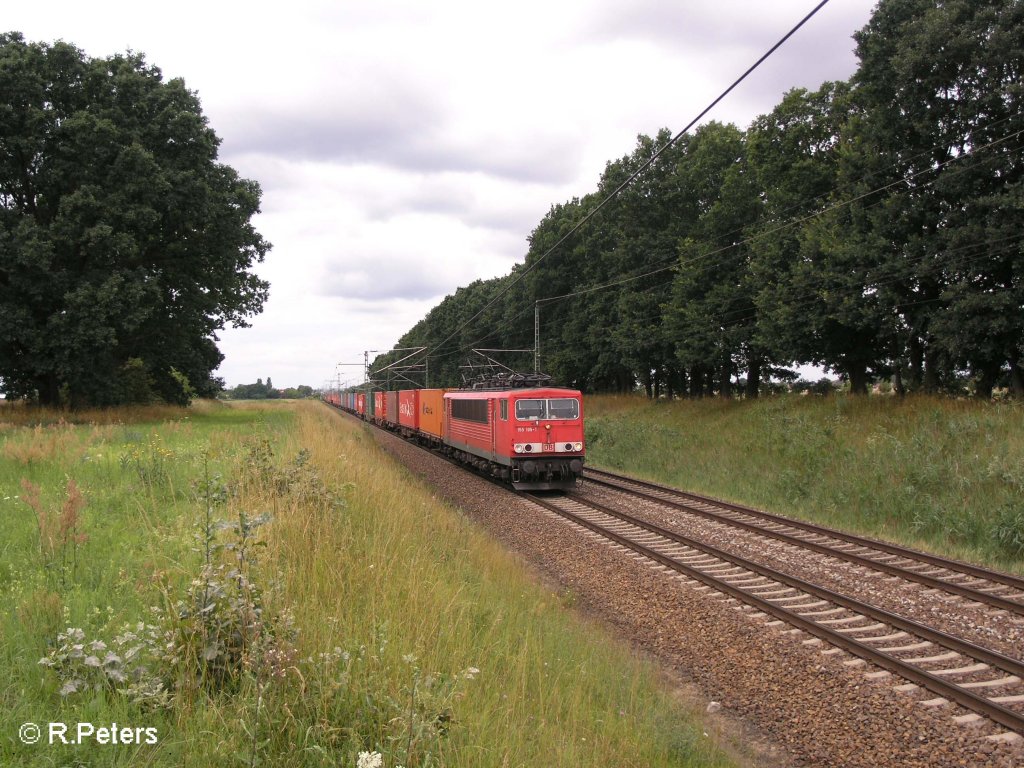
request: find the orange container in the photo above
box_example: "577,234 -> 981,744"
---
418,389 -> 446,438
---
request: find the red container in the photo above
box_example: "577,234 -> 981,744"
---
398,390 -> 420,430
385,391 -> 399,426
355,393 -> 366,417
373,391 -> 386,422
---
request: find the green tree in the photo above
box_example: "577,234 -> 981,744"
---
602,130 -> 689,398
852,0 -> 1024,396
0,33 -> 269,407
666,122 -> 764,398
525,198 -> 596,388
745,82 -> 891,395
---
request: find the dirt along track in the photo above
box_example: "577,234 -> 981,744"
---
353,409 -> 1024,767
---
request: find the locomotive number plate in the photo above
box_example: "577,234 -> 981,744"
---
542,443 -> 555,452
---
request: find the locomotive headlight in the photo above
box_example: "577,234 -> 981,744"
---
573,442 -> 583,451
514,444 -> 524,453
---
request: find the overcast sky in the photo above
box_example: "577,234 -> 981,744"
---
8,0 -> 878,389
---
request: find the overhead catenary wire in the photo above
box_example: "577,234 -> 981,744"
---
599,233 -> 1024,343
418,37 -> 1023,377
535,125 -> 1024,310
421,0 -> 834,365
420,125 -> 1024,370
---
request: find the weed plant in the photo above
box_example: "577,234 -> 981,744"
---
584,394 -> 1024,572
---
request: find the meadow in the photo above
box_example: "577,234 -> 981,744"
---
584,394 -> 1024,573
0,400 -> 735,767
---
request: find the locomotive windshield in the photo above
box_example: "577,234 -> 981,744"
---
515,397 -> 579,421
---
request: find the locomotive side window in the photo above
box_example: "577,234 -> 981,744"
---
451,398 -> 488,424
500,399 -> 508,420
514,398 -> 579,421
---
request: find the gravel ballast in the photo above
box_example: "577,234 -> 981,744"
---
579,482 -> 1024,661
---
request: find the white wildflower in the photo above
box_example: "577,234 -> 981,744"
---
356,751 -> 383,768
462,666 -> 480,680
65,628 -> 85,642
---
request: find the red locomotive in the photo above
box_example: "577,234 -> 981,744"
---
444,387 -> 584,490
326,381 -> 585,491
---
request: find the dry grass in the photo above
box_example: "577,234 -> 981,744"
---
2,422 -> 78,464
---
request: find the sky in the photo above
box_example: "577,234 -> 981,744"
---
7,0 -> 879,390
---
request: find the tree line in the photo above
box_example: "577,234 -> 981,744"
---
223,379 -> 315,400
375,0 -> 1024,398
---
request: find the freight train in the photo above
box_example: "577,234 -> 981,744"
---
324,384 -> 585,491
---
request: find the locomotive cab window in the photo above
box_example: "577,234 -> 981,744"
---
515,398 -> 579,421
500,399 -> 508,420
547,398 -> 579,419
515,399 -> 545,420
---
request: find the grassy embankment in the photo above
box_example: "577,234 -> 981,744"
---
585,394 -> 1024,573
1,399 -> 736,768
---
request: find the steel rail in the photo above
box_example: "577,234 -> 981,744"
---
583,472 -> 1024,616
585,467 -> 1024,595
523,490 -> 1024,736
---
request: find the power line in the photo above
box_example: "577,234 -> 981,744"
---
572,234 -> 1024,358
534,126 -> 1024,311
379,13 -> 1024,385
422,0 -> 834,363
427,128 -> 1024,369
414,112 -> 1024,375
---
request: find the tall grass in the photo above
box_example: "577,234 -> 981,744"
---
0,399 -> 206,427
585,394 -> 1024,572
1,400 -> 736,767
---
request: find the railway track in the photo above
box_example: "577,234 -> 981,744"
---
522,489 -> 1024,739
584,467 -> 1024,616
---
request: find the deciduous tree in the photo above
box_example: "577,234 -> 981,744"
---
0,33 -> 269,406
